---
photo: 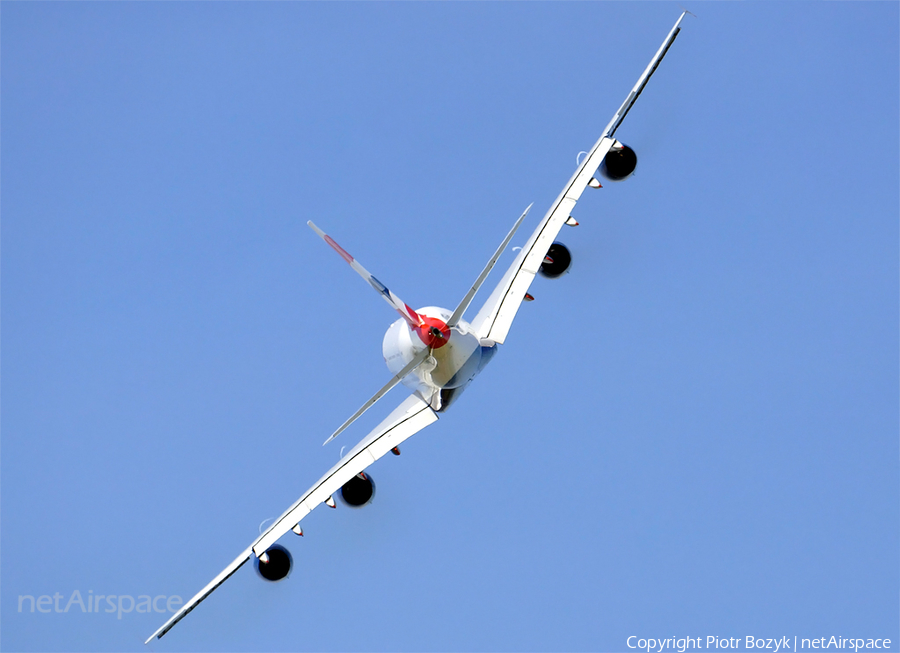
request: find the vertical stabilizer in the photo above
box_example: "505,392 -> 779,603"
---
308,221 -> 423,328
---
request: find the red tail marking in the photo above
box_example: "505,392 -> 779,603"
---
323,235 -> 354,265
404,303 -> 423,325
414,316 -> 451,349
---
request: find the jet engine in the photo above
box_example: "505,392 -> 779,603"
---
339,472 -> 375,508
599,143 -> 637,181
539,242 -> 572,279
255,544 -> 292,582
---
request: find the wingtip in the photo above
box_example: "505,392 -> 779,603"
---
676,8 -> 696,23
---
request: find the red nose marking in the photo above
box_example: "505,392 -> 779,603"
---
414,316 -> 451,349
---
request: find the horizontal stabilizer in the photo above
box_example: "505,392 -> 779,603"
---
447,204 -> 532,328
322,349 -> 430,445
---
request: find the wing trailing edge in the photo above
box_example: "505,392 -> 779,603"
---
145,394 -> 437,644
471,13 -> 687,344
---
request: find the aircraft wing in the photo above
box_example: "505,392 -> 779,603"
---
470,12 -> 686,344
252,394 -> 437,555
145,393 -> 437,643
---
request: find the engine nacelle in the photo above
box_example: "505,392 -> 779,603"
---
599,143 -> 637,181
255,544 -> 292,582
539,242 -> 572,279
340,472 -> 375,508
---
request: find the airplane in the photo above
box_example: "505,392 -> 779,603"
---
146,12 -> 688,643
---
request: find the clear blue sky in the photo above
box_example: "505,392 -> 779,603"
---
2,3 -> 897,652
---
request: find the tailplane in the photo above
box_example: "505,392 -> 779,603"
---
447,204 -> 532,328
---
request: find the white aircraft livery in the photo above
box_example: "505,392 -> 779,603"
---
147,12 -> 688,643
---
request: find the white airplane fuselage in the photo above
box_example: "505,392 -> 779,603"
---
382,306 -> 497,412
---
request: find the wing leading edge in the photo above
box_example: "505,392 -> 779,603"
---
145,394 -> 437,644
470,12 -> 686,344
252,394 -> 437,556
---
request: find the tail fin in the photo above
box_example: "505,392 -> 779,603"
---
308,221 -> 423,328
